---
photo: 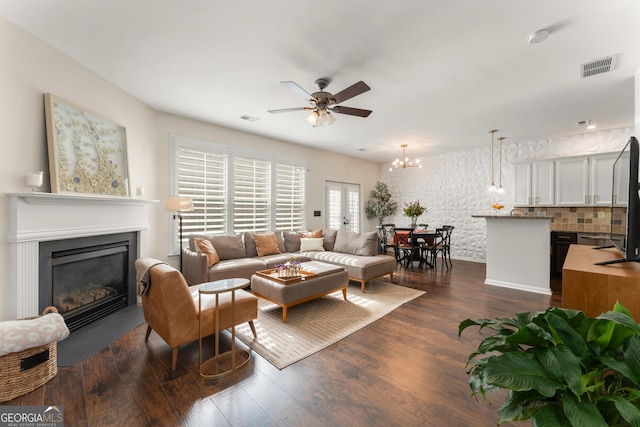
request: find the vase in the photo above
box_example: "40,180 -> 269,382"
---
410,217 -> 418,228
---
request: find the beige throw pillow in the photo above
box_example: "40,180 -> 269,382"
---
195,238 -> 220,267
300,237 -> 325,252
254,233 -> 281,256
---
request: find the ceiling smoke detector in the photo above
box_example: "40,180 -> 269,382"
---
581,55 -> 618,78
527,29 -> 550,44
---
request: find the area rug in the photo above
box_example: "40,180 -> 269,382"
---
235,280 -> 425,369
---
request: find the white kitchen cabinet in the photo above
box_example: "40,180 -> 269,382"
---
590,153 -> 618,206
513,163 -> 531,206
514,160 -> 554,206
532,160 -> 555,205
514,153 -> 619,207
555,157 -> 589,206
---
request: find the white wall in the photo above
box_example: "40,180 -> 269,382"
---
380,127 -> 634,262
0,17 -> 381,321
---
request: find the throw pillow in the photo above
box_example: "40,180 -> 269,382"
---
323,229 -> 338,251
253,233 -> 281,256
283,231 -> 302,252
300,237 -> 325,252
333,230 -> 378,256
302,228 -> 323,238
208,234 -> 245,260
194,238 -> 220,267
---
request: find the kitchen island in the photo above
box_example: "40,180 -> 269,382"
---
472,214 -> 553,295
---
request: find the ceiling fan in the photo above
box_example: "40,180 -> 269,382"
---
268,78 -> 372,127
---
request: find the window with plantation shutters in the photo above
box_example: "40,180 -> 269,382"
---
275,163 -> 305,231
176,145 -> 228,240
170,136 -> 306,255
233,156 -> 271,233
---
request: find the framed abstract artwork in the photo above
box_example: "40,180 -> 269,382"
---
44,93 -> 131,197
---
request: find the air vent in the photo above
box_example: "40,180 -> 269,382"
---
581,55 -> 617,78
239,114 -> 259,122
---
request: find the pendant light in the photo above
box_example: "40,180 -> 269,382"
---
496,136 -> 506,195
487,130 -> 498,194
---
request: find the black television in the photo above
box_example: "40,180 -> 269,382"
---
596,136 -> 640,265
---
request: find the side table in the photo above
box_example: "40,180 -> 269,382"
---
198,278 -> 251,379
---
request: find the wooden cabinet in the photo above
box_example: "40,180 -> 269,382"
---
514,161 -> 554,206
563,245 -> 640,320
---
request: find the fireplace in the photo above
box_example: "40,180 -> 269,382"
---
39,232 -> 138,333
9,192 -> 153,321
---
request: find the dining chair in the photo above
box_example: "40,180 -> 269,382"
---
377,223 -> 396,255
441,225 -> 455,268
422,228 -> 450,270
394,227 -> 422,269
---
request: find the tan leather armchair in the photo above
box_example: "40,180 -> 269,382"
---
141,262 -> 257,371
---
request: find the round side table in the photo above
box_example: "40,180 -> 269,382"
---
198,278 -> 251,379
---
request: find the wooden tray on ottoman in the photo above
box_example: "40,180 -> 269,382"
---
255,269 -> 317,284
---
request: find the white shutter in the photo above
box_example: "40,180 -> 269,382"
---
177,146 -> 228,237
275,163 -> 305,230
345,184 -> 360,232
326,182 -> 343,230
233,156 -> 271,233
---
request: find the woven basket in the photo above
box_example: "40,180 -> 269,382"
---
0,307 -> 60,403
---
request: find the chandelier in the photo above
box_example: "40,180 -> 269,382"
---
389,144 -> 421,172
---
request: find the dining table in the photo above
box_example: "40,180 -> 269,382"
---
394,227 -> 439,268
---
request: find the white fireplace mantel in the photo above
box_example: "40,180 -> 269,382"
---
8,192 -> 157,318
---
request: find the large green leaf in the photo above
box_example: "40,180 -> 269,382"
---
588,317 -> 636,350
563,394 -> 608,427
597,311 -> 640,335
601,396 -> 640,427
498,390 -> 550,422
625,335 -> 640,382
532,405 -> 570,427
482,353 -> 564,397
535,346 -> 582,397
545,312 -> 589,359
506,323 -> 554,348
600,356 -> 640,384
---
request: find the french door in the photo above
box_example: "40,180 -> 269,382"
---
325,181 -> 360,232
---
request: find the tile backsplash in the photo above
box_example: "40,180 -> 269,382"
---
526,207 -> 626,233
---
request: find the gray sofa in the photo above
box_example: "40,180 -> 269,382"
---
182,229 -> 395,292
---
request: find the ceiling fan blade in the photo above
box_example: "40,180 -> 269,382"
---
268,107 -> 313,113
281,81 -> 315,101
332,81 -> 371,104
331,106 -> 372,117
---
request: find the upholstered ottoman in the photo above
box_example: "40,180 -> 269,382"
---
250,261 -> 348,322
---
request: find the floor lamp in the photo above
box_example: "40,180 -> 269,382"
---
165,196 -> 193,271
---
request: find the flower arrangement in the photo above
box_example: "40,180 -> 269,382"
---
275,257 -> 302,278
403,200 -> 426,227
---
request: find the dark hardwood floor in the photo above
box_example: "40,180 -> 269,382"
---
3,260 -> 562,426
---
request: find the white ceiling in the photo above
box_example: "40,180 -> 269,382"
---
2,1 -> 639,163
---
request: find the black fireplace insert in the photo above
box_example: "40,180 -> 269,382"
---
39,232 -> 138,333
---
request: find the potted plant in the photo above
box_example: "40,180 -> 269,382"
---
365,181 -> 398,225
458,302 -> 640,426
403,200 -> 426,228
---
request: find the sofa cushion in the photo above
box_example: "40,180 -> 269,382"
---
209,235 -> 246,260
254,233 -> 281,256
323,229 -> 338,251
302,228 -> 323,238
206,258 -> 266,281
283,231 -> 301,252
333,230 -> 378,256
195,238 -> 220,267
300,237 -> 325,252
